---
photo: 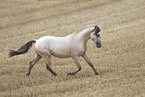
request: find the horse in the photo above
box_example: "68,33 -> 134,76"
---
8,25 -> 102,76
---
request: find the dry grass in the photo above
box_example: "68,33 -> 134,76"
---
0,0 -> 145,96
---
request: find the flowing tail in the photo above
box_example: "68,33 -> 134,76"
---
8,40 -> 36,57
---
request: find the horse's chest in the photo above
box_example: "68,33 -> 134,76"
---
71,43 -> 86,56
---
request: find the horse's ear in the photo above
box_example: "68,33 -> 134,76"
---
95,26 -> 101,34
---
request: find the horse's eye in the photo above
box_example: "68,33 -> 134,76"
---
96,34 -> 100,37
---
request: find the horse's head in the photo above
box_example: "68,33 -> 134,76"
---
90,25 -> 102,48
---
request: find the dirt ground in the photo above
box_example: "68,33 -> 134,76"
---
0,0 -> 144,96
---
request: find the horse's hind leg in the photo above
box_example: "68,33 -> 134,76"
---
26,53 -> 42,76
68,56 -> 81,75
83,53 -> 99,75
44,55 -> 57,76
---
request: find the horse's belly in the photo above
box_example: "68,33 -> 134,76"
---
51,49 -> 71,58
51,52 -> 71,58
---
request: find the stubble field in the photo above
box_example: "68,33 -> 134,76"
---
0,0 -> 145,97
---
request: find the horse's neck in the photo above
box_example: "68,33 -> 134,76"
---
76,28 -> 93,40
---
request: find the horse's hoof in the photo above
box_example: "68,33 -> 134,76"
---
22,73 -> 29,77
25,73 -> 30,76
95,72 -> 100,75
67,72 -> 72,75
54,74 -> 57,77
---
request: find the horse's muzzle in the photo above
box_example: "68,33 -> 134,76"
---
96,42 -> 102,48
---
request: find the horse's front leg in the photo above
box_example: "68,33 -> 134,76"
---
83,53 -> 99,75
67,56 -> 81,75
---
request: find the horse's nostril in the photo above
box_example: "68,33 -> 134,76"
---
100,44 -> 102,47
96,43 -> 102,48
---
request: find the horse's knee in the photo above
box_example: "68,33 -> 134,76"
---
29,62 -> 34,68
30,59 -> 34,65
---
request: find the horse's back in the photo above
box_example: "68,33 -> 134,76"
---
35,36 -> 53,48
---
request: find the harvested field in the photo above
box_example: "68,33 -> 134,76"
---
0,0 -> 144,96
